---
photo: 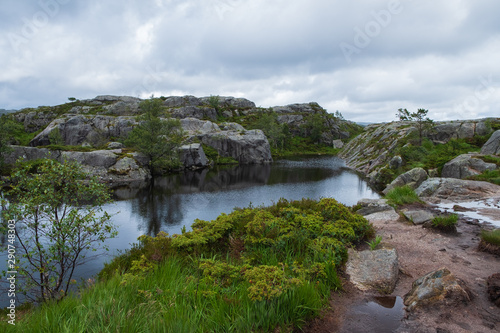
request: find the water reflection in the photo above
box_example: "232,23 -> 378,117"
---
113,156 -> 379,237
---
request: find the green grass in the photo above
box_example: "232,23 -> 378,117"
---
431,214 -> 458,232
480,229 -> 500,246
2,198 -> 374,332
384,186 -> 423,206
366,235 -> 382,250
201,144 -> 239,165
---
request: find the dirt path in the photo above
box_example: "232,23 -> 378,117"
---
304,203 -> 500,333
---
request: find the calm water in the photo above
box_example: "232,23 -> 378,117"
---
0,156 -> 379,307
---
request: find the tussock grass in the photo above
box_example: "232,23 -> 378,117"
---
384,186 -> 423,206
431,214 -> 458,232
481,229 -> 500,247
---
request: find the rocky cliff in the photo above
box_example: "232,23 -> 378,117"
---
339,119 -> 500,190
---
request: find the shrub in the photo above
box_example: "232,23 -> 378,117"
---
431,214 -> 458,232
385,185 -> 423,206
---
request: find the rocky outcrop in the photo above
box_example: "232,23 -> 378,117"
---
441,154 -> 497,179
4,145 -> 151,186
426,121 -> 491,143
481,130 -> 500,155
404,268 -> 471,312
400,209 -> 434,225
346,248 -> 399,294
179,144 -> 208,169
200,130 -> 273,164
415,178 -> 500,201
29,115 -> 137,147
383,167 -> 428,194
355,198 -> 395,216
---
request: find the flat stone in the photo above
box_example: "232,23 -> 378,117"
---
401,209 -> 434,225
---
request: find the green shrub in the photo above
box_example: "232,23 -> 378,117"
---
385,185 -> 423,206
431,214 -> 458,232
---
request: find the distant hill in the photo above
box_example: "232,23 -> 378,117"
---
0,109 -> 16,115
356,122 -> 373,127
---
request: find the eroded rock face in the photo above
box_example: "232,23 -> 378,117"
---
179,143 -> 208,169
404,268 -> 471,312
346,248 -> 399,294
481,130 -> 500,155
415,178 -> 500,201
441,154 -> 497,179
383,167 -> 428,194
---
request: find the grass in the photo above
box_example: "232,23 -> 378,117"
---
1,198 -> 374,332
480,229 -> 500,246
431,214 -> 458,232
384,186 -> 423,206
367,235 -> 382,250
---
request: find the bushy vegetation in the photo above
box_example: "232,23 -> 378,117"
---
384,186 -> 423,206
480,229 -> 500,247
3,198 -> 374,332
201,144 -> 238,165
431,214 -> 458,232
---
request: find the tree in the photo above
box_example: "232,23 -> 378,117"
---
255,111 -> 288,150
0,115 -> 23,170
1,159 -> 117,302
125,97 -> 184,174
397,108 -> 434,145
303,113 -> 326,143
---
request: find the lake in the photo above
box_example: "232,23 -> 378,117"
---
0,155 -> 379,307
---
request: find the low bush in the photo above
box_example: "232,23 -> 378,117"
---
479,229 -> 500,255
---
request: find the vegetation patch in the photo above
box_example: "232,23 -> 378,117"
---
384,186 -> 423,207
202,144 -> 239,165
479,229 -> 500,255
431,214 -> 458,233
3,198 -> 374,332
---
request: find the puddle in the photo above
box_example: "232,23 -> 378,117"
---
435,199 -> 500,228
341,296 -> 405,333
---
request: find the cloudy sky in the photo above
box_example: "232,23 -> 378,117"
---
1,0 -> 499,122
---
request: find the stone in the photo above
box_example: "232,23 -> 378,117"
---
383,167 -> 428,194
346,248 -> 399,294
355,198 -> 394,216
219,122 -> 245,131
107,142 -> 124,149
400,209 -> 434,225
404,268 -> 471,312
179,143 -> 208,169
332,139 -> 344,149
180,118 -> 221,136
171,106 -> 217,121
415,178 -> 500,201
487,273 -> 500,307
441,154 -> 497,179
201,130 -> 273,164
481,130 -> 500,155
388,155 -> 403,169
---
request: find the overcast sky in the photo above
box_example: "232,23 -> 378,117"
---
1,0 -> 499,122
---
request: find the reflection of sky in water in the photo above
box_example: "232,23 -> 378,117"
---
435,199 -> 500,228
0,156 -> 379,307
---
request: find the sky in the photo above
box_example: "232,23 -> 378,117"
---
1,0 -> 499,122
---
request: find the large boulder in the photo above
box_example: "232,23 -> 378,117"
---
481,130 -> 500,155
179,143 -> 208,169
201,130 -> 273,164
404,268 -> 471,312
415,178 -> 500,201
355,198 -> 395,216
346,248 -> 399,294
383,167 -> 428,194
441,154 -> 497,179
180,118 -> 221,136
171,106 -> 217,121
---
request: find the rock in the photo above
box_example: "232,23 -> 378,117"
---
400,209 -> 434,225
415,178 -> 500,201
179,143 -> 208,169
332,139 -> 344,149
356,198 -> 394,216
29,115 -> 137,147
171,106 -> 217,121
428,168 -> 439,177
383,167 -> 428,194
180,118 -> 221,136
487,273 -> 500,307
481,130 -> 500,155
108,157 -> 151,184
346,248 -> 399,294
4,145 -> 55,165
201,130 -> 273,164
163,95 -> 202,108
404,268 -> 471,312
389,155 -> 403,169
441,154 -> 497,179
107,142 -> 124,149
61,150 -> 120,168
219,122 -> 245,131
